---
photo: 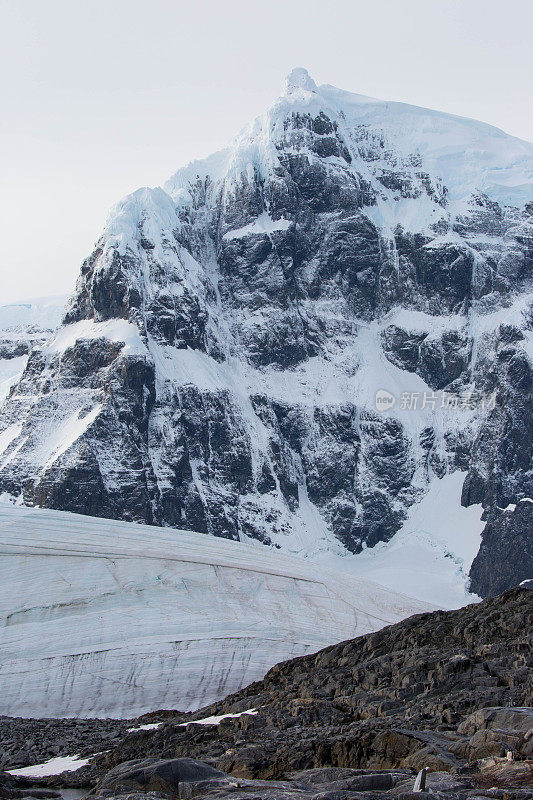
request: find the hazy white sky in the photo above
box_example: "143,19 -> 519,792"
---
1,0 -> 532,305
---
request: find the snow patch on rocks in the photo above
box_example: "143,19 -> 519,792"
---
7,755 -> 91,777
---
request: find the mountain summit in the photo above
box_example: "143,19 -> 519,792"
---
0,73 -> 532,600
285,68 -> 318,93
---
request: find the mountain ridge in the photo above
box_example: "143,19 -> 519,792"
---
0,70 -> 531,598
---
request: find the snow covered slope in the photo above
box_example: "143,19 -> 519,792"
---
0,70 -> 532,597
167,67 -> 533,218
0,503 -> 430,718
323,472 -> 486,609
0,295 -> 66,405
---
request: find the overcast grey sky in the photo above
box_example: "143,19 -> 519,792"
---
1,0 -> 532,305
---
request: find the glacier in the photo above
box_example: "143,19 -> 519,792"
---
0,503 -> 431,718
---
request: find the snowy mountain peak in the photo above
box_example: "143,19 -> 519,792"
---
0,73 -> 532,601
285,67 -> 317,93
164,72 -> 533,216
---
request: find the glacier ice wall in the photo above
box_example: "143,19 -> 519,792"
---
0,504 -> 430,718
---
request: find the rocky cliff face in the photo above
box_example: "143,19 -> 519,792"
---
0,70 -> 532,597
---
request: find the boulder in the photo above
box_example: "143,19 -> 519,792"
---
0,774 -> 15,800
458,707 -> 533,736
94,758 -> 227,796
458,707 -> 533,759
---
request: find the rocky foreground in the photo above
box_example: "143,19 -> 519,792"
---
1,587 -> 532,799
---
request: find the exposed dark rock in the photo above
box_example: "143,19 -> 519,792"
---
0,718 -> 132,772
469,500 -> 533,597
381,327 -> 472,391
92,758 -> 226,796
